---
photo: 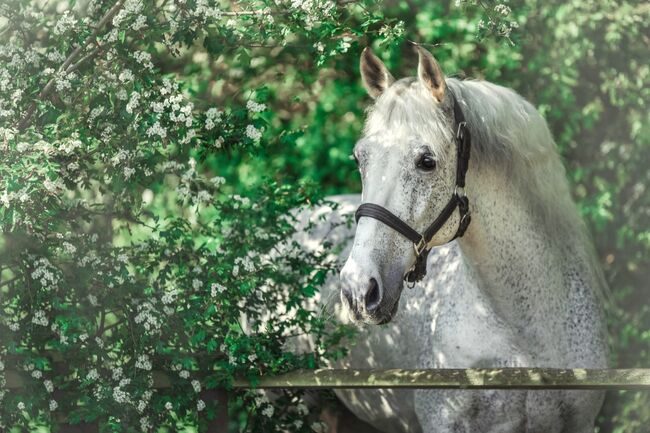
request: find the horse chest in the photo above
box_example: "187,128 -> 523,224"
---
410,244 -> 530,369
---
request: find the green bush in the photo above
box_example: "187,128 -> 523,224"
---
0,0 -> 377,430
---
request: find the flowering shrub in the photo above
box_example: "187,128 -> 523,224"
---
0,0 -> 399,429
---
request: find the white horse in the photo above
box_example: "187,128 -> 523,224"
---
297,45 -> 608,433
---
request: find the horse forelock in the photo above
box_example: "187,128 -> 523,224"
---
362,77 -> 455,163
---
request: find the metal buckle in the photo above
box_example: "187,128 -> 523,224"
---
459,211 -> 471,227
454,185 -> 467,198
456,210 -> 472,238
456,121 -> 467,140
413,237 -> 427,257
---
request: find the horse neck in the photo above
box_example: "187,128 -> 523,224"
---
457,165 -> 603,352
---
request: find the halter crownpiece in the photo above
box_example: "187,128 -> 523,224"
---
354,87 -> 472,286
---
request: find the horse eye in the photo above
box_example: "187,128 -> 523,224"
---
417,154 -> 436,171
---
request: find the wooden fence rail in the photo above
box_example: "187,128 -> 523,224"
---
7,368 -> 650,390
5,368 -> 650,432
233,368 -> 650,390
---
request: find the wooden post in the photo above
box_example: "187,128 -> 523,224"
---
199,389 -> 229,433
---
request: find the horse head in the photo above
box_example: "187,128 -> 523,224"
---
340,45 -> 468,325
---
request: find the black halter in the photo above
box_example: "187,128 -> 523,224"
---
354,88 -> 472,286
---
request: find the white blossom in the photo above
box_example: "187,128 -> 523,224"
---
112,0 -> 144,28
246,100 -> 266,113
140,416 -> 152,432
235,255 -> 256,272
146,121 -> 167,139
0,190 -> 10,207
161,288 -> 178,305
296,402 -> 309,415
112,367 -> 123,380
113,386 -> 130,404
205,108 -> 223,130
197,399 -> 206,411
494,4 -> 511,16
133,51 -> 154,70
197,190 -> 211,203
119,69 -> 134,83
211,176 -> 226,186
62,241 -> 77,255
191,0 -> 222,20
49,399 -> 58,411
135,354 -> 152,370
88,294 -> 98,306
116,89 -> 128,100
132,14 -> 147,30
55,71 -> 76,92
245,124 -> 262,141
261,405 -> 274,417
31,310 -> 49,326
255,394 -> 270,406
126,92 -> 141,114
286,0 -> 335,30
311,421 -> 328,433
46,50 -> 65,63
211,283 -> 226,297
339,37 -> 351,53
53,11 -> 78,35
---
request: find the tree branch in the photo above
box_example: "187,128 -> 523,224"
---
17,0 -> 126,131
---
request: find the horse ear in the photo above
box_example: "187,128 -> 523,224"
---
415,45 -> 445,102
360,47 -> 394,99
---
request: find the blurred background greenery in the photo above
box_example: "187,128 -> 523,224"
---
212,1 -> 648,430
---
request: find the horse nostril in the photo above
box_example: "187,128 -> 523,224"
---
365,277 -> 382,313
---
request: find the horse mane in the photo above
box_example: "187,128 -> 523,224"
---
364,77 -> 609,302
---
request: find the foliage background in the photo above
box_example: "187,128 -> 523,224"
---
0,0 -> 648,432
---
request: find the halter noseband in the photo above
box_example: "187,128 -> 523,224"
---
354,88 -> 472,286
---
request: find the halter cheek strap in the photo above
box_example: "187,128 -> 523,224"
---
354,88 -> 472,286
